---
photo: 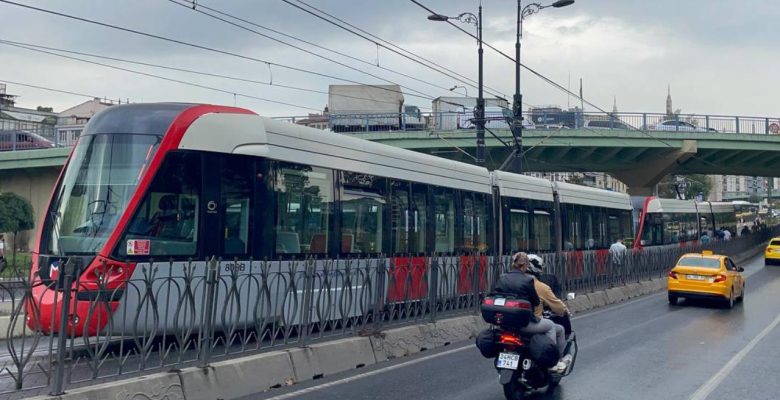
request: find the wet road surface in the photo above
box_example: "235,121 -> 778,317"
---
245,253 -> 780,400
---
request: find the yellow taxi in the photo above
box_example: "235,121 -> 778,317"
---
667,251 -> 745,308
765,237 -> 780,265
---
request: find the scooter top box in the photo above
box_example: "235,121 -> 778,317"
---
480,295 -> 534,328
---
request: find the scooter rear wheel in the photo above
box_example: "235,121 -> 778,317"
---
502,380 -> 527,400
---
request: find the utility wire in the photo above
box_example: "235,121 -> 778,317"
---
282,0 -> 509,100
174,0 -> 459,97
0,0 -> 431,102
0,41 -> 320,111
0,38 -> 415,107
166,0 -> 437,101
408,0 -> 726,171
0,79 -> 103,99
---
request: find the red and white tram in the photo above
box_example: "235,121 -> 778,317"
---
30,103 -> 637,336
634,197 -> 737,248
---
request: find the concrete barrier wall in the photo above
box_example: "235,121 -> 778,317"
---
29,244 -> 767,400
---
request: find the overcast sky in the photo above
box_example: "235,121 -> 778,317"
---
1,0 -> 778,117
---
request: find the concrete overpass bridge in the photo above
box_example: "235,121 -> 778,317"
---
350,127 -> 780,195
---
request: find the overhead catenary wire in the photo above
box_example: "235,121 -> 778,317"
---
281,0 -> 509,100
0,39 -> 420,107
0,0 -> 435,103
407,0 -> 728,172
0,41 -> 320,112
0,79 -> 103,100
171,0 -> 461,98
165,0 -> 438,101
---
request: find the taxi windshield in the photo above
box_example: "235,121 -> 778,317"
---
677,256 -> 721,269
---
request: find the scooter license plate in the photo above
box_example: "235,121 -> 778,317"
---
496,352 -> 520,370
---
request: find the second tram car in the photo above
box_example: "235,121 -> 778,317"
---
634,197 -> 737,247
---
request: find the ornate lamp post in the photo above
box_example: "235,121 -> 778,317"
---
428,8 -> 485,166
509,0 -> 574,173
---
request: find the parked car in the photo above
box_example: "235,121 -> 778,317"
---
583,119 -> 633,130
0,130 -> 56,151
646,120 -> 715,132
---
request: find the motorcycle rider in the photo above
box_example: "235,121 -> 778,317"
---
493,252 -> 567,373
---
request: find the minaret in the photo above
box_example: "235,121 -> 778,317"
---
612,96 -> 618,114
666,84 -> 673,117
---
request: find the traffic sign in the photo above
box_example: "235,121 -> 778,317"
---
769,122 -> 779,134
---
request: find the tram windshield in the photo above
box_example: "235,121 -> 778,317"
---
43,134 -> 161,255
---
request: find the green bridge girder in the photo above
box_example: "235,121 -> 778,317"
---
0,147 -> 70,171
349,128 -> 780,178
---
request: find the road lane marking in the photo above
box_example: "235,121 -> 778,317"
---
263,345 -> 472,399
688,310 -> 780,400
572,292 -> 663,320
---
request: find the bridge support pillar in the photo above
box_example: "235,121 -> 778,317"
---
613,140 -> 698,197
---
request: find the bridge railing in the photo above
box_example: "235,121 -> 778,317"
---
0,118 -> 59,152
0,225 -> 777,396
275,110 -> 780,136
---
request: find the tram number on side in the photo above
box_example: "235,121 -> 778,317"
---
223,262 -> 248,273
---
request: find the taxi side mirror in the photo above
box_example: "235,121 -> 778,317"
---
737,267 -> 744,272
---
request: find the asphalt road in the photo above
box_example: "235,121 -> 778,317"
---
244,253 -> 780,400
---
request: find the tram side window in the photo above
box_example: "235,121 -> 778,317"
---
410,185 -> 428,254
434,187 -> 455,253
608,214 -> 620,243
581,206 -> 595,250
341,190 -> 385,254
390,180 -> 409,254
563,204 -> 581,251
663,213 -> 682,244
509,208 -> 530,252
274,164 -> 333,255
460,193 -> 476,252
120,152 -> 200,257
474,194 -> 489,253
221,156 -> 253,255
341,171 -> 387,254
620,210 -> 632,242
641,213 -> 663,246
533,210 -> 552,252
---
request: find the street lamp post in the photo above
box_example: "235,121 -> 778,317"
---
428,7 -> 485,167
509,0 -> 574,173
450,85 -> 469,97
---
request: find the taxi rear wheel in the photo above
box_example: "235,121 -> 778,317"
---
739,283 -> 745,302
725,289 -> 735,309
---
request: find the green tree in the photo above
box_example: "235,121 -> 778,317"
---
0,193 -> 34,269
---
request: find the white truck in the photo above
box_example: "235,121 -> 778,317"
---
430,96 -> 510,131
328,85 -> 425,132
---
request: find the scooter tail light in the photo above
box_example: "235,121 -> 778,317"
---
499,333 -> 523,346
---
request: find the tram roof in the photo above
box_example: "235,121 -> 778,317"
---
646,198 -> 699,214
492,171 -> 554,202
178,110 -> 493,194
554,181 -> 632,210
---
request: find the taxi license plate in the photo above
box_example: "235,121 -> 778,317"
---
686,274 -> 707,281
497,352 -> 520,370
